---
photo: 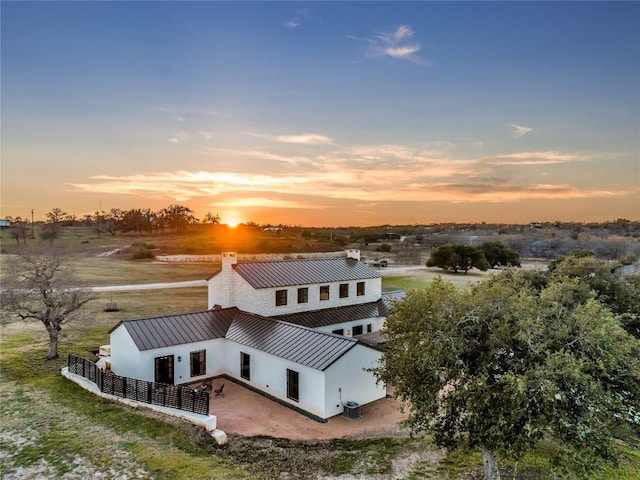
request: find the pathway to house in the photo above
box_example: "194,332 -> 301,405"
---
204,380 -> 410,440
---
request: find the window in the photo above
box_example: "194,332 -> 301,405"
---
275,289 -> 288,306
319,285 -> 330,301
190,350 -> 206,377
357,281 -> 366,296
367,323 -> 372,333
339,283 -> 349,298
332,328 -> 344,335
297,287 -> 309,304
287,369 -> 299,402
240,352 -> 250,380
353,325 -> 363,336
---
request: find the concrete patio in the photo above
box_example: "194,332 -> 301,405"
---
205,380 -> 410,440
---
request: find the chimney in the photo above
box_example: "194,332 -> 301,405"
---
346,249 -> 360,261
221,252 -> 238,271
208,252 -> 237,309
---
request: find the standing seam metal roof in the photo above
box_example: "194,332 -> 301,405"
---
233,258 -> 381,289
270,291 -> 406,328
113,308 -> 239,351
225,313 -> 358,371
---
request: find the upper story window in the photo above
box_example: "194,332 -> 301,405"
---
357,281 -> 366,296
339,283 -> 349,298
319,285 -> 330,301
297,287 -> 309,304
275,289 -> 288,306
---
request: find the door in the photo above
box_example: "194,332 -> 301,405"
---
154,355 -> 174,384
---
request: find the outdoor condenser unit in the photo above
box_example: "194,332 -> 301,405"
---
342,401 -> 362,420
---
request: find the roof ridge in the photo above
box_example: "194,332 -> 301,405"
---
237,256 -> 348,265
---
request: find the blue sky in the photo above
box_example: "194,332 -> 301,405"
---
2,1 -> 638,226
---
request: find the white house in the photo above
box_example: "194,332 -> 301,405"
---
109,250 -> 403,421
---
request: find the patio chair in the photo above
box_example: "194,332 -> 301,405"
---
214,383 -> 225,398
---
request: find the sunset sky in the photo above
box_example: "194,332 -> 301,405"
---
2,1 -> 639,226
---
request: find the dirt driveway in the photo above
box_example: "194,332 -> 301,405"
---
206,380 -> 409,441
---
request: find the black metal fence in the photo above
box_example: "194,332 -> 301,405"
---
67,354 -> 209,415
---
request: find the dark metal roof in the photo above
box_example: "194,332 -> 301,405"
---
113,308 -> 239,351
270,291 -> 405,329
233,257 -> 381,289
355,330 -> 388,351
225,313 -> 358,371
378,290 -> 406,316
271,302 -> 382,329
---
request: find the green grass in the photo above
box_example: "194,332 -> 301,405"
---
383,275 -> 433,292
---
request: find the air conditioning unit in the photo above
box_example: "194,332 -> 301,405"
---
343,401 -> 362,420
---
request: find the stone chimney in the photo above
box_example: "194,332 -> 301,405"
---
208,252 -> 237,309
346,249 -> 360,261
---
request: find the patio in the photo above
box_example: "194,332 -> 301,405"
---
205,380 -> 410,440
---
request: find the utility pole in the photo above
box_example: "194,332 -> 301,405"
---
30,209 -> 35,239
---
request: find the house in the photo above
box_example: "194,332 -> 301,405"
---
108,250 -> 403,421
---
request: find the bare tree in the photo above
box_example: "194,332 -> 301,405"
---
9,218 -> 29,245
1,248 -> 95,359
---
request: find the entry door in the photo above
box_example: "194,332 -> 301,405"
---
154,355 -> 174,384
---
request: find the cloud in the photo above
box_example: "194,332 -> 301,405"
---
153,106 -> 220,123
509,124 -> 533,137
284,8 -> 311,28
276,133 -> 334,145
363,25 -> 428,64
169,130 -> 215,144
69,140 -> 632,212
490,151 -> 592,165
247,132 -> 334,146
215,197 -> 326,210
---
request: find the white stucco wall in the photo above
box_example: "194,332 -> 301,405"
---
223,340 -> 328,418
323,345 -> 386,418
230,277 -> 382,317
110,326 -> 227,385
110,326 -> 145,380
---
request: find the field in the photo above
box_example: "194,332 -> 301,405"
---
1,228 -> 638,479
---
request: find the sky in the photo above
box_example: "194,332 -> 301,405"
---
1,1 -> 639,227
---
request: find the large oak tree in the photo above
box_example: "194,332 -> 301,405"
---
1,248 -> 95,359
374,271 -> 640,480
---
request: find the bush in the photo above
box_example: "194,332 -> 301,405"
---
132,248 -> 155,259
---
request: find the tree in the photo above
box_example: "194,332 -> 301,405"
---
478,241 -> 521,268
9,218 -> 29,245
426,243 -> 489,273
159,204 -> 196,233
0,248 -> 95,359
203,212 -> 220,224
374,272 -> 640,480
547,253 -> 640,338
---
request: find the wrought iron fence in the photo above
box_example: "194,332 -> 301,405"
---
67,354 -> 209,415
